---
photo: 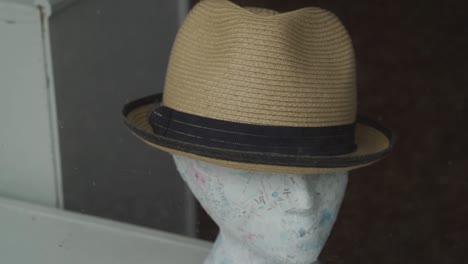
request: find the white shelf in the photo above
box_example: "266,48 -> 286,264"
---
0,197 -> 212,264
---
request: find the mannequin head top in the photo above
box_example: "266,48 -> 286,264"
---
172,154 -> 348,263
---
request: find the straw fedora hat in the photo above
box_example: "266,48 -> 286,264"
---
122,0 -> 395,174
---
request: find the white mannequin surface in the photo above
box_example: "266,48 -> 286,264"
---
172,154 -> 348,264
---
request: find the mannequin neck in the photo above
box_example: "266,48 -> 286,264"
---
204,232 -> 271,264
204,231 -> 319,264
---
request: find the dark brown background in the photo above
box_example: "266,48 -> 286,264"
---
190,0 -> 468,263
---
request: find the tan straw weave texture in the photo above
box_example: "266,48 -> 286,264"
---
162,0 -> 357,127
121,0 -> 394,173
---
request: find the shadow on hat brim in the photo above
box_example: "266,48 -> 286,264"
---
122,93 -> 395,174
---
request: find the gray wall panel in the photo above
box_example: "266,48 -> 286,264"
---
49,0 -> 193,236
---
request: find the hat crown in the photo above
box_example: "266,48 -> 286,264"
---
162,0 -> 357,127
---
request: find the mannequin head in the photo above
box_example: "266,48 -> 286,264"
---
172,154 -> 348,264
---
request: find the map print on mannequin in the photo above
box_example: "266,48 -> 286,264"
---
173,154 -> 348,264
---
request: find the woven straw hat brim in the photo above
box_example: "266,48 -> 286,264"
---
123,94 -> 395,174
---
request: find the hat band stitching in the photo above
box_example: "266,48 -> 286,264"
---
151,122 -> 355,155
151,122 -> 354,150
149,105 -> 356,156
152,110 -> 353,139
